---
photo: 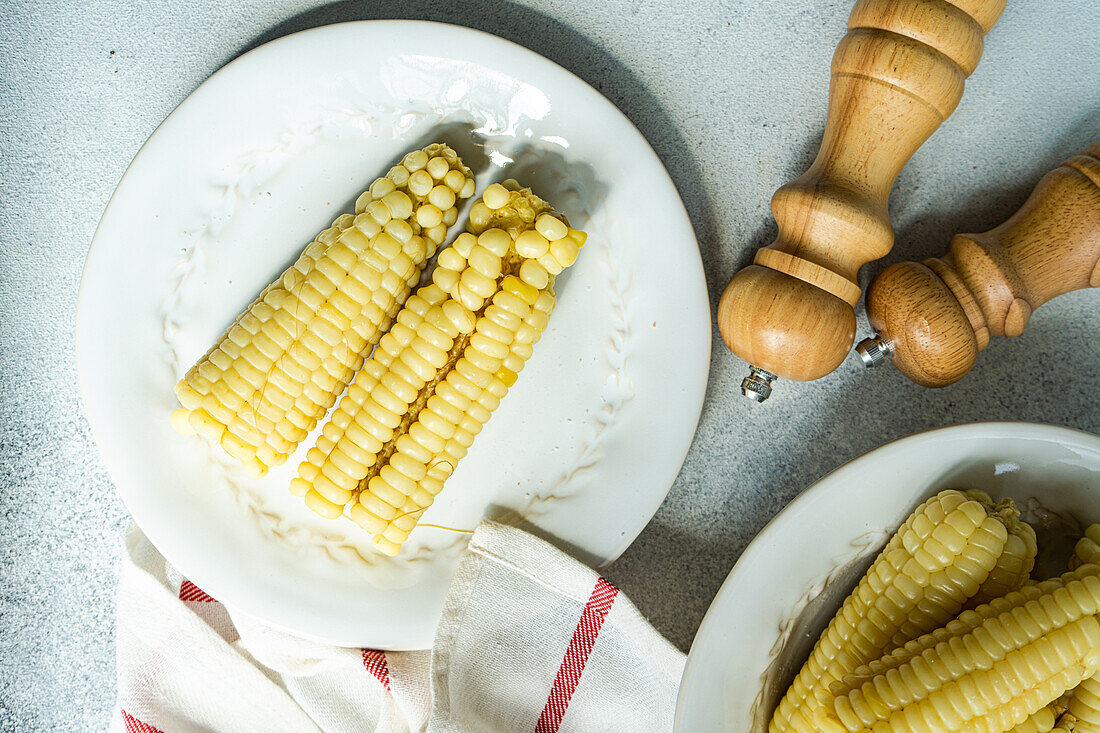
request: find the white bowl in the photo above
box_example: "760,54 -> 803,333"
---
675,422 -> 1100,732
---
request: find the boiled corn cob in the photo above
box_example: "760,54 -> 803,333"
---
291,181 -> 586,554
830,566 -> 1100,698
819,565 -> 1100,733
1071,524 -> 1100,570
769,490 -> 1008,733
171,144 -> 475,477
964,490 -> 1038,606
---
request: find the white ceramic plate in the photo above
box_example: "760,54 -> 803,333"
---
675,422 -> 1100,732
77,21 -> 709,648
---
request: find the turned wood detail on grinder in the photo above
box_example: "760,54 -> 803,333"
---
857,143 -> 1100,387
716,0 -> 1006,401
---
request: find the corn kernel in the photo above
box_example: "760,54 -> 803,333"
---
426,224 -> 446,244
475,317 -> 514,345
359,494 -> 399,522
460,268 -> 496,299
408,170 -> 433,197
435,248 -> 464,273
515,230 -> 550,258
442,300 -> 475,334
447,233 -> 473,259
388,165 -> 410,186
550,238 -> 581,268
470,332 -> 510,361
171,408 -> 197,435
382,190 -> 413,220
483,183 -> 510,209
468,246 -> 503,279
496,367 -> 518,388
409,338 -> 446,372
428,184 -> 456,211
456,284 -> 484,312
369,177 -> 396,199
535,214 -> 569,241
468,201 -> 490,229
354,191 -> 372,214
189,409 -> 225,441
520,259 -> 549,289
477,229 -> 511,257
352,504 -> 387,533
537,251 -> 564,276
416,204 -> 443,228
502,275 -> 538,306
304,490 -> 343,519
365,200 -> 391,226
402,150 -> 428,171
426,156 -> 449,180
444,169 -> 466,192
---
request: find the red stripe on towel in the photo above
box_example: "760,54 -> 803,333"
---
535,577 -> 619,733
179,579 -> 217,603
362,648 -> 392,691
121,709 -> 164,733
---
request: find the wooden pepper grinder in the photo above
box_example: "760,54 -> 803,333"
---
717,0 -> 1006,401
856,143 -> 1100,386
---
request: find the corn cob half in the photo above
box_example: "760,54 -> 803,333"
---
171,144 -> 475,477
291,181 -> 586,555
830,565 -> 1100,699
819,565 -> 1100,733
769,490 -> 1009,733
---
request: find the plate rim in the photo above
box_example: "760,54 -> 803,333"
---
76,19 -> 710,646
76,18 -> 702,320
674,420 -> 1100,730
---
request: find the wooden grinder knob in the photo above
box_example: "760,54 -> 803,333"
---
859,143 -> 1100,387
717,0 -> 1006,400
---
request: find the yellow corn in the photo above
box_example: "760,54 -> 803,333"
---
831,566 -> 1100,698
292,181 -> 587,554
171,144 -> 475,476
820,565 -> 1100,733
962,491 -> 1037,606
1071,524 -> 1100,570
769,490 -> 1009,733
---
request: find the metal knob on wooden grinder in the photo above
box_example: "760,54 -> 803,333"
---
857,143 -> 1100,386
716,0 -> 1006,401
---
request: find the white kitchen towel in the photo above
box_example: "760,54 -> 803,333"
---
111,520 -> 685,733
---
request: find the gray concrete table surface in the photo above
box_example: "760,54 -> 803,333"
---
2,0 -> 1098,728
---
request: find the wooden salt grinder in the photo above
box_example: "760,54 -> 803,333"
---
716,0 -> 1006,401
856,143 -> 1100,387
